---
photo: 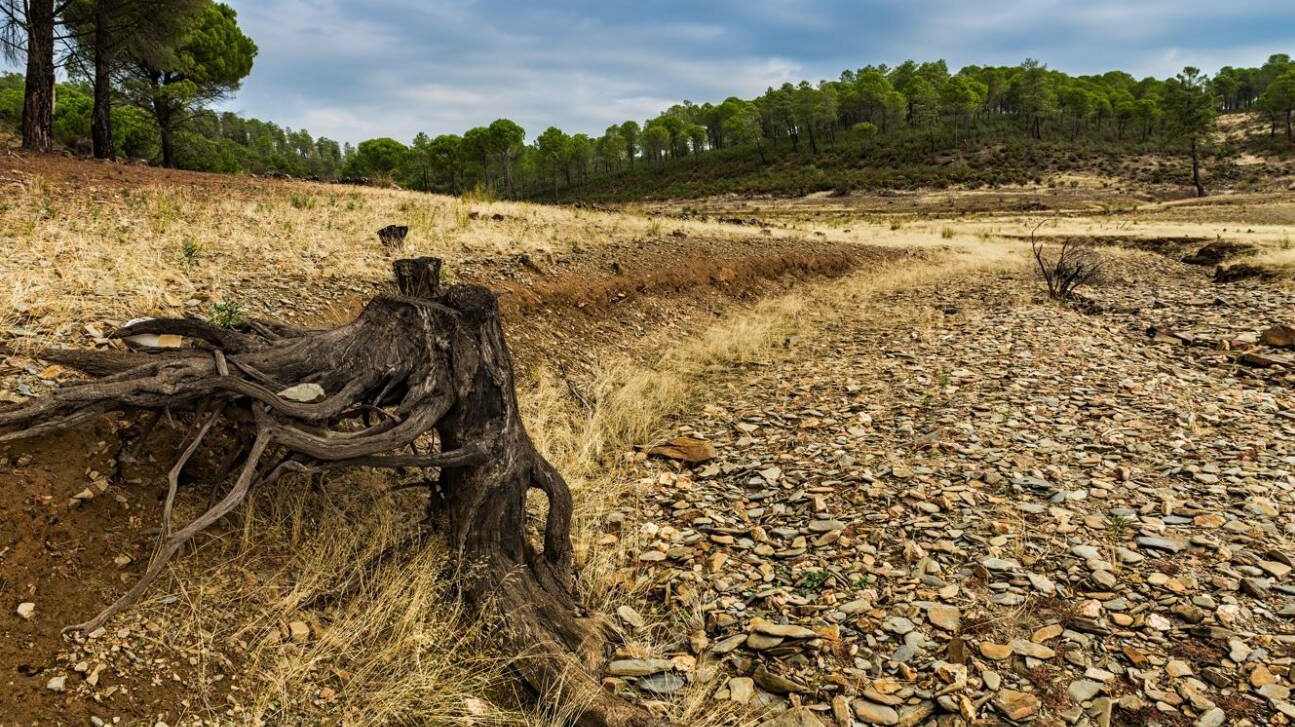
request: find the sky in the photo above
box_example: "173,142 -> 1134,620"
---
49,1 -> 1295,144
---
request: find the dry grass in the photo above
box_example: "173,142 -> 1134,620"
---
0,173 -> 783,351
117,240 -> 1023,727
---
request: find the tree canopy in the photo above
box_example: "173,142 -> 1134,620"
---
3,48 -> 1292,198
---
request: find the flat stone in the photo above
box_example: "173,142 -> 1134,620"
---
638,673 -> 685,694
616,605 -> 645,629
1032,624 -> 1063,643
808,519 -> 845,532
883,616 -> 915,635
1010,639 -> 1055,659
995,690 -> 1040,721
1072,545 -> 1101,560
852,699 -> 900,725
981,642 -> 1013,660
287,620 -> 311,643
1195,707 -> 1225,727
926,604 -> 961,631
277,382 -> 325,403
607,659 -> 672,676
1068,679 -> 1103,702
727,676 -> 755,703
896,702 -> 935,727
711,634 -> 746,654
1260,684 -> 1292,702
1136,536 -> 1183,554
1251,665 -> 1278,687
746,633 -> 785,650
752,620 -> 818,639
982,557 -> 1021,571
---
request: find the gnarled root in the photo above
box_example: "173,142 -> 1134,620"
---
0,257 -> 663,727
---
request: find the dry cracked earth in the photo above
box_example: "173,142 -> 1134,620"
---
607,250 -> 1295,727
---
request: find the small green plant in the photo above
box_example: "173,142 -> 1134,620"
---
180,239 -> 203,266
289,193 -> 316,210
941,227 -> 955,239
852,573 -> 873,589
799,569 -> 829,590
209,301 -> 245,329
1106,514 -> 1133,538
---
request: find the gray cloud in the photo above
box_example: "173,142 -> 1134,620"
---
91,1 -> 1295,142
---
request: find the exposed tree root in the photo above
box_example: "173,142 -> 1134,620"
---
0,257 -> 662,727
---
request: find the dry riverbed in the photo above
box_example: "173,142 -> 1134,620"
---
609,249 -> 1295,727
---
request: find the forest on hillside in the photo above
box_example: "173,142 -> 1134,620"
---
2,0 -> 1293,199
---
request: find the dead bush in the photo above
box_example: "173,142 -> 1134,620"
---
1031,237 -> 1103,300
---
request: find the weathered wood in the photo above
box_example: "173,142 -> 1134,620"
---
392,256 -> 442,298
0,258 -> 659,727
378,224 -> 410,249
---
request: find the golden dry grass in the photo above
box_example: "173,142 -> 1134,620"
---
655,189 -> 1295,255
0,173 -> 791,352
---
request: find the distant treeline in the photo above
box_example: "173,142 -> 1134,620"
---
3,52 -> 1294,197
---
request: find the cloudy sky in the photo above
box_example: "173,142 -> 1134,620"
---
212,0 -> 1293,143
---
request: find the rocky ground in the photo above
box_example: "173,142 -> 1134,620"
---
608,250 -> 1295,727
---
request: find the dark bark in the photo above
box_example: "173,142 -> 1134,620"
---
1190,136 -> 1206,198
0,257 -> 661,727
91,0 -> 115,159
153,90 -> 175,167
392,256 -> 441,297
21,0 -> 55,153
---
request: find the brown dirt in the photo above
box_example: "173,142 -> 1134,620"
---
1,147 -> 324,195
0,157 -> 912,725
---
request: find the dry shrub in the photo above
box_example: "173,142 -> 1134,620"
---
1031,237 -> 1103,299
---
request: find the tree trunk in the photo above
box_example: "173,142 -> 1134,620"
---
154,93 -> 176,168
0,258 -> 662,727
1190,136 -> 1205,198
92,0 -> 116,160
21,0 -> 56,153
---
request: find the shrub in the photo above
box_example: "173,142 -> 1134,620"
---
209,301 -> 246,329
1032,238 -> 1103,299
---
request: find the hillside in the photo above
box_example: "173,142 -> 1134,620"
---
541,115 -> 1295,204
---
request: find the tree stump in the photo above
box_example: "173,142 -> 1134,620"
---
0,257 -> 660,727
393,256 -> 443,298
377,224 -> 410,249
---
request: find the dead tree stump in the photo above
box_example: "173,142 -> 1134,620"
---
377,224 -> 409,249
0,257 -> 659,727
393,256 -> 443,298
